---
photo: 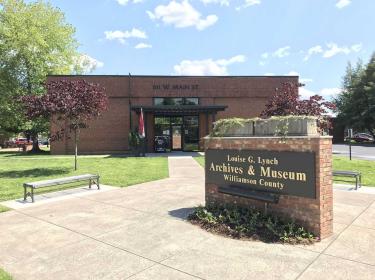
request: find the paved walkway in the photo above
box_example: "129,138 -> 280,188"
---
1,157 -> 375,279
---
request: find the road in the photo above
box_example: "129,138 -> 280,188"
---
333,144 -> 375,160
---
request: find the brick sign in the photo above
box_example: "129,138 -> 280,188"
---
206,149 -> 316,198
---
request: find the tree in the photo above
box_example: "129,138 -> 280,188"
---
22,79 -> 107,170
335,54 -> 375,139
0,0 -> 87,152
260,82 -> 335,131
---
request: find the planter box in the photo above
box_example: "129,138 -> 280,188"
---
254,117 -> 318,136
216,122 -> 254,136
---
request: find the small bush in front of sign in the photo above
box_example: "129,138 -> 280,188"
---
188,204 -> 317,244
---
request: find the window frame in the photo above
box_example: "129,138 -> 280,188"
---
153,97 -> 200,106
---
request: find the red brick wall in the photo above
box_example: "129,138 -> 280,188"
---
204,136 -> 333,239
48,75 -> 298,154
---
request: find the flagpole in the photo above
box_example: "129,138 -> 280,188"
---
138,107 -> 146,156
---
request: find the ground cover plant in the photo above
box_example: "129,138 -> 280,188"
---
188,204 -> 317,244
0,268 -> 12,280
0,205 -> 10,213
0,151 -> 168,202
195,156 -> 375,186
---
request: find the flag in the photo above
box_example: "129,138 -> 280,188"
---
138,108 -> 145,138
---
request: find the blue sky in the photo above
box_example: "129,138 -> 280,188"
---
49,0 -> 374,100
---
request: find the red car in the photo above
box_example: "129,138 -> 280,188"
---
15,138 -> 32,146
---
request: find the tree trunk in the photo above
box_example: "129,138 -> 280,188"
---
74,129 -> 78,171
30,133 -> 41,153
25,63 -> 41,153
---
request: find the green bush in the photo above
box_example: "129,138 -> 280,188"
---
128,131 -> 141,148
0,268 -> 12,280
188,204 -> 316,244
211,118 -> 256,137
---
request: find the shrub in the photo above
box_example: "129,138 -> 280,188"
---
188,204 -> 317,244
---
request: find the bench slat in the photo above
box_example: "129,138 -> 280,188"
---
333,171 -> 360,176
24,174 -> 98,188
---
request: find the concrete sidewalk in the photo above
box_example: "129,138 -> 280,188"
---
0,156 -> 375,279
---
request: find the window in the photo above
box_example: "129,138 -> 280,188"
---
154,97 -> 183,106
184,98 -> 199,105
154,97 -> 199,106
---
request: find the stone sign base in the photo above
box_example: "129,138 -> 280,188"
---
204,136 -> 333,239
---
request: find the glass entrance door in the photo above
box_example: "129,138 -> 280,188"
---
154,115 -> 199,152
183,116 -> 199,151
171,117 -> 183,150
172,125 -> 182,150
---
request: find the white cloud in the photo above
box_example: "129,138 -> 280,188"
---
259,61 -> 266,66
299,87 -> 341,100
173,55 -> 246,75
323,43 -> 350,58
299,87 -> 317,100
116,0 -> 144,5
303,45 -> 323,61
147,0 -> 218,30
272,46 -> 291,58
104,28 -> 147,44
135,43 -> 152,49
286,71 -> 313,83
336,0 -> 351,9
300,78 -> 313,83
216,55 -> 246,65
351,43 -> 362,52
264,73 -> 275,76
259,47 -> 290,65
200,0 -> 230,6
117,0 -> 129,5
303,43 -> 362,60
236,0 -> 261,11
320,87 -> 342,97
287,71 -> 299,76
323,43 -> 361,58
73,54 -> 104,74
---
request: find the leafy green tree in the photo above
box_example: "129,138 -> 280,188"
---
0,0 -> 82,151
335,54 -> 375,139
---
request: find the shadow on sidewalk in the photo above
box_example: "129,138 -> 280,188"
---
168,207 -> 197,220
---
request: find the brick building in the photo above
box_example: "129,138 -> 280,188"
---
48,75 -> 298,154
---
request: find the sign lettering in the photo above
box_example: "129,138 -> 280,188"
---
152,84 -> 199,90
206,149 -> 316,198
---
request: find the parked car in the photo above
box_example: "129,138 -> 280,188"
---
350,133 -> 374,143
4,139 -> 16,148
15,138 -> 32,146
38,138 -> 49,145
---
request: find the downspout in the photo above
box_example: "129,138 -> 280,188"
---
128,73 -> 132,132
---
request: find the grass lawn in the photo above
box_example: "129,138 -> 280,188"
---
0,151 -> 168,202
0,269 -> 12,280
0,205 -> 10,213
195,155 -> 375,187
333,156 -> 375,186
195,156 -> 204,167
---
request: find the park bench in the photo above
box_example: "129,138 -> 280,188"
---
23,174 -> 100,203
333,170 -> 361,190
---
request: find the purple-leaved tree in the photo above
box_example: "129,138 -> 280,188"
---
22,79 -> 107,170
260,82 -> 336,132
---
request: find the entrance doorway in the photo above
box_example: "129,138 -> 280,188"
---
154,116 -> 199,152
172,125 -> 182,150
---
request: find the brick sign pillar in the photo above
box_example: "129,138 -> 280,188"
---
204,136 -> 333,239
